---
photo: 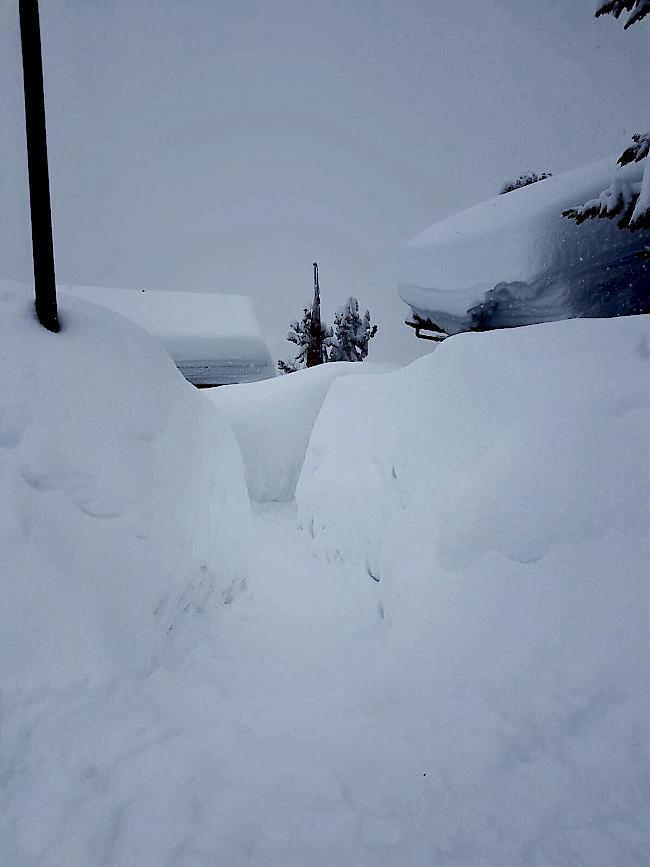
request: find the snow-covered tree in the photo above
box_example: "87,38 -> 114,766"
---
329,297 -> 377,362
563,132 -> 650,230
278,305 -> 331,372
596,0 -> 650,28
277,357 -> 300,375
278,266 -> 377,372
305,263 -> 329,368
563,6 -> 649,230
499,171 -> 552,195
278,263 -> 332,373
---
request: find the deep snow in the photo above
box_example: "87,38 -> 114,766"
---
4,497 -> 649,866
0,281 -> 250,687
207,361 -> 396,502
400,157 -> 650,334
2,282 -> 649,866
298,314 -> 650,574
295,316 -> 650,863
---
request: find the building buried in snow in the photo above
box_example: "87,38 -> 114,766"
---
400,157 -> 650,341
62,286 -> 275,386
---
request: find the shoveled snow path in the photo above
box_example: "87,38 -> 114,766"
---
2,503 -> 648,867
1,504 -> 419,867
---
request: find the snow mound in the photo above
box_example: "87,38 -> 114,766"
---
298,316 -> 650,574
0,281 -> 250,688
207,362 -> 396,502
400,157 -> 650,334
61,284 -> 275,385
3,306 -> 650,865
294,317 -> 650,862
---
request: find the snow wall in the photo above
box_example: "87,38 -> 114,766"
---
295,318 -> 650,862
0,282 -> 250,688
207,362 -> 396,502
297,316 -> 650,577
400,157 -> 650,334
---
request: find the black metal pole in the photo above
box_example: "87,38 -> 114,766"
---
19,0 -> 59,333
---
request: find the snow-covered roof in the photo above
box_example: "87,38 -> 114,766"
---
61,285 -> 275,385
399,157 -> 650,335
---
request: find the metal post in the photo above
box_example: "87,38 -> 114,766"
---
19,0 -> 59,333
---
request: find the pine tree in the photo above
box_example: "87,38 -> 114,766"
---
329,297 -> 378,362
499,171 -> 552,195
306,263 -> 329,367
564,7 -> 649,230
563,132 -> 650,230
596,0 -> 650,29
277,357 -> 300,375
277,263 -> 332,373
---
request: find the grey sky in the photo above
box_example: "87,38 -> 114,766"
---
2,0 -> 648,363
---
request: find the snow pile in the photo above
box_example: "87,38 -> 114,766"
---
400,157 -> 650,334
3,304 -> 650,865
207,361 -> 396,502
298,315 -> 650,574
62,284 -> 275,385
0,281 -> 250,688
294,316 -> 650,862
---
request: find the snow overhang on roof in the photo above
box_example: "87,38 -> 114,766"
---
399,157 -> 650,336
61,285 -> 275,385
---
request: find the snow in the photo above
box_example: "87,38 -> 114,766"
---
206,361 -> 396,502
298,315 -> 650,575
3,280 -> 650,865
632,154 -> 650,225
295,316 -> 650,862
61,284 -> 275,384
400,157 -> 650,334
0,280 -> 250,688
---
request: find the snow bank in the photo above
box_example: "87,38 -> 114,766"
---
61,284 -> 275,385
294,317 -> 650,862
4,304 -> 650,865
0,281 -> 250,688
206,362 -> 396,502
298,316 -> 650,574
400,157 -> 650,334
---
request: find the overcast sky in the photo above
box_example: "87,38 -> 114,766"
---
1,0 -> 648,363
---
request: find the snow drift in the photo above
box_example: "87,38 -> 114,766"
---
295,316 -> 650,863
400,157 -> 650,334
207,362 -> 396,502
0,281 -> 250,687
298,315 -> 650,574
3,300 -> 650,865
61,284 -> 275,385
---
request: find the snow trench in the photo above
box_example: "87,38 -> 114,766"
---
2,287 -> 649,866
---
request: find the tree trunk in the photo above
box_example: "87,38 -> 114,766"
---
306,262 -> 324,367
